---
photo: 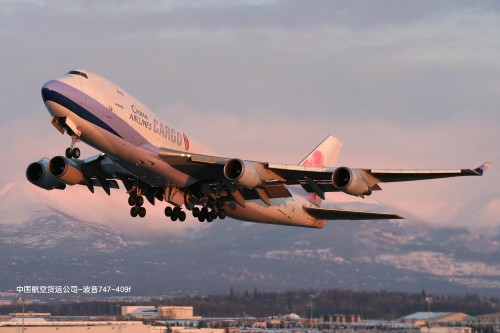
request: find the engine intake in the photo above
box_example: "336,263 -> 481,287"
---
332,167 -> 372,197
48,156 -> 87,185
223,159 -> 265,189
26,158 -> 66,190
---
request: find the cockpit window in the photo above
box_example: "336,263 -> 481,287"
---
67,70 -> 88,79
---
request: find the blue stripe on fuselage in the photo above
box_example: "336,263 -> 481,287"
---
41,81 -> 152,150
42,81 -> 123,139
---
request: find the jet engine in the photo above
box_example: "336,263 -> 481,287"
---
26,158 -> 66,190
48,156 -> 88,185
332,167 -> 372,197
223,159 -> 265,189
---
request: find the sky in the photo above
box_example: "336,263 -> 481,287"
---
0,0 -> 498,235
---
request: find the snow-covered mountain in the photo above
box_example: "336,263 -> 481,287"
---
1,182 -> 500,297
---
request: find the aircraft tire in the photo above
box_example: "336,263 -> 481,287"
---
130,207 -> 139,217
139,207 -> 146,218
179,211 -> 186,222
206,215 -> 213,223
192,207 -> 200,217
135,196 -> 144,207
171,208 -> 179,221
71,148 -> 81,159
65,148 -> 72,158
210,209 -> 218,220
165,206 -> 173,217
201,207 -> 208,217
198,215 -> 205,222
128,196 -> 136,206
218,209 -> 226,220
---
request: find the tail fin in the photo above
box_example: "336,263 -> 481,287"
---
299,135 -> 343,206
299,135 -> 343,167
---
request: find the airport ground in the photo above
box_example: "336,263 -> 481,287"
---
0,289 -> 499,332
0,289 -> 497,319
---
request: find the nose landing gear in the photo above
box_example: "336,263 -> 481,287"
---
65,133 -> 81,159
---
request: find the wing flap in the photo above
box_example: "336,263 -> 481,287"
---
304,206 -> 403,220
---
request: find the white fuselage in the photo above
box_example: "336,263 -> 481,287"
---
42,71 -> 325,228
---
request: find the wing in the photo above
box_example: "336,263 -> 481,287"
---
158,147 -> 491,199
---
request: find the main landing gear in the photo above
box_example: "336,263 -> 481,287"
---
128,194 -> 146,218
163,198 -> 226,223
192,198 -> 226,223
164,206 -> 186,222
65,132 -> 81,159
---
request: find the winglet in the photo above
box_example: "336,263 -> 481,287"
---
473,162 -> 492,176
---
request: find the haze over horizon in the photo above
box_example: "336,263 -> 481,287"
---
0,0 -> 498,234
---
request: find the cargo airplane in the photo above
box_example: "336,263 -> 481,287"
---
26,70 -> 491,228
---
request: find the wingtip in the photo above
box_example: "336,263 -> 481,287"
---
474,162 -> 492,175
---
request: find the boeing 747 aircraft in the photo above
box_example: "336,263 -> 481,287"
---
26,70 -> 490,228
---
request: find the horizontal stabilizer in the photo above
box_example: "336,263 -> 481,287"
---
473,162 -> 492,175
303,206 -> 403,220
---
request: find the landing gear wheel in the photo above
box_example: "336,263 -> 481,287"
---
198,215 -> 205,222
217,209 -> 226,220
206,215 -> 213,223
170,207 -> 180,221
138,207 -> 146,218
130,206 -> 139,217
179,211 -> 186,222
201,207 -> 208,217
165,206 -> 173,217
192,207 -> 200,218
65,148 -> 72,158
128,196 -> 136,206
135,196 -> 144,207
210,209 -> 218,220
71,147 -> 81,159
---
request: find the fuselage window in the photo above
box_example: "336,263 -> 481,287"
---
67,70 -> 88,79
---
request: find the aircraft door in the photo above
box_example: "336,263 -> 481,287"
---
104,97 -> 115,126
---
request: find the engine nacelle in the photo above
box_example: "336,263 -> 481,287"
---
332,167 -> 372,197
48,156 -> 87,185
223,159 -> 265,189
26,158 -> 66,190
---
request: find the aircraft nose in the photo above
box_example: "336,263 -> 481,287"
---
41,80 -> 58,102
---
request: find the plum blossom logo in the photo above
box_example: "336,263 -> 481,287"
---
183,134 -> 190,151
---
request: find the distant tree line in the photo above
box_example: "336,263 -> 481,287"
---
1,289 -> 498,319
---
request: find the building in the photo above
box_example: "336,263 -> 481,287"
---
420,327 -> 473,333
9,312 -> 51,318
122,305 -> 201,321
476,312 -> 500,332
160,306 -> 201,320
399,312 -> 476,327
0,320 -> 150,333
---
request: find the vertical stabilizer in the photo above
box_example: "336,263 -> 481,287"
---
299,135 -> 343,206
299,135 -> 343,167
